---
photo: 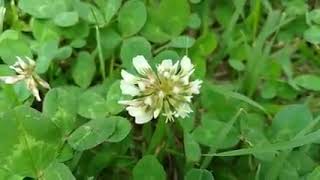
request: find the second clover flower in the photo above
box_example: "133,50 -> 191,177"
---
0,56 -> 50,101
119,55 -> 202,124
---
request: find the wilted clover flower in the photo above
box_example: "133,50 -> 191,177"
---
0,57 -> 50,101
119,55 -> 202,124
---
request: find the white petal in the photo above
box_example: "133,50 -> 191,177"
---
135,112 -> 153,124
25,56 -> 36,67
34,74 -> 50,89
144,96 -> 153,106
120,80 -> 140,96
180,56 -> 194,74
126,106 -> 146,117
26,77 -> 41,101
121,70 -> 139,84
132,55 -> 152,76
176,103 -> 193,118
157,59 -> 172,72
0,75 -> 25,84
118,100 -> 140,106
16,56 -> 28,70
189,79 -> 202,94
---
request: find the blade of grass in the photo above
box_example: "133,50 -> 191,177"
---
204,115 -> 320,157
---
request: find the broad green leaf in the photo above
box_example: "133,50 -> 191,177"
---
31,19 -> 60,42
68,117 -> 116,150
168,35 -> 195,48
53,11 -> 79,27
307,166 -> 320,180
228,59 -> 245,71
106,80 -> 126,115
72,51 -> 96,88
271,104 -> 313,140
117,0 -> 147,37
190,31 -> 217,56
184,133 -> 201,162
294,74 -> 320,91
192,113 -> 239,148
100,27 -> 122,59
18,0 -> 68,19
55,46 -> 73,60
308,9 -> 320,24
96,0 -> 123,24
188,13 -> 201,29
60,21 -> 90,39
43,87 -> 78,135
133,155 -> 166,180
0,106 -> 62,178
73,1 -> 104,25
304,26 -> 320,44
78,90 -> 108,119
43,163 -> 75,180
35,40 -> 59,73
185,169 -> 214,180
0,169 -> 22,180
0,39 -> 32,65
141,0 -> 190,43
107,116 -> 132,142
120,36 -> 152,70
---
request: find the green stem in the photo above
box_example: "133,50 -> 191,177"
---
200,148 -> 216,169
95,26 -> 106,81
146,118 -> 166,155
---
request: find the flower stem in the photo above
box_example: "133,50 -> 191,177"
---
146,118 -> 166,155
95,26 -> 106,81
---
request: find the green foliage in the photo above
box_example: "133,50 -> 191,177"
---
1,0 -> 320,179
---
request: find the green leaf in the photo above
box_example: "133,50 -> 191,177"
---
118,0 -> 147,37
141,0 -> 190,43
43,162 -> 75,180
304,26 -> 320,44
72,51 -> 96,88
0,39 -> 32,65
191,31 -> 217,56
271,104 -> 313,140
100,27 -> 122,59
307,166 -> 320,180
53,11 -> 79,27
185,169 -> 214,180
184,133 -> 201,162
68,117 -> 116,151
78,90 -> 108,119
31,19 -> 60,42
96,0 -> 123,24
73,1 -> 104,25
294,74 -> 320,91
107,116 -> 132,142
168,35 -> 195,48
120,36 -> 152,70
0,106 -> 62,178
106,80 -> 126,115
0,170 -> 22,180
133,155 -> 166,180
18,0 -> 68,19
43,87 -> 78,135
188,13 -> 201,29
35,40 -> 59,73
308,9 -> 320,24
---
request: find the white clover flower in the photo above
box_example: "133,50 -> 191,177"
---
0,56 -> 50,101
119,55 -> 202,124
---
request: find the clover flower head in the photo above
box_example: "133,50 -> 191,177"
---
119,55 -> 202,124
0,56 -> 50,101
